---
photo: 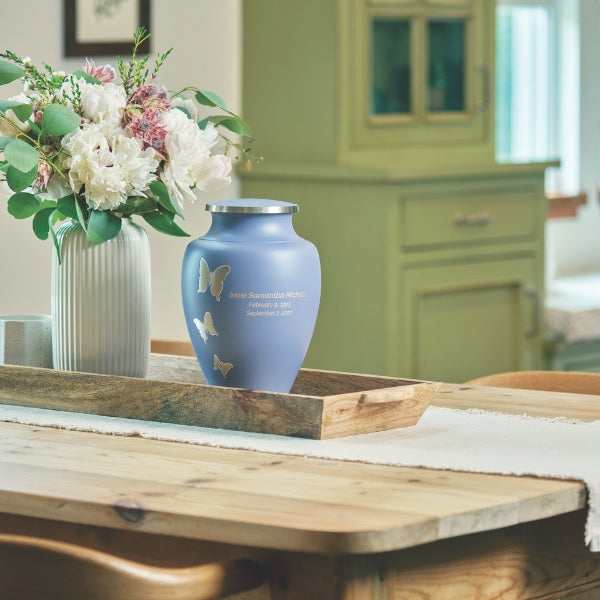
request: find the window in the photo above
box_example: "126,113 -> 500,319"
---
495,0 -> 579,194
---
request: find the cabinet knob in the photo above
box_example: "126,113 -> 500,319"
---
453,212 -> 493,226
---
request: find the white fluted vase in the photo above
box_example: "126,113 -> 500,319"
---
51,218 -> 151,377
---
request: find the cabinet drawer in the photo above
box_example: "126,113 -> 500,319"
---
402,190 -> 537,248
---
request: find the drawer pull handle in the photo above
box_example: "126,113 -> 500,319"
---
476,63 -> 492,113
453,212 -> 494,226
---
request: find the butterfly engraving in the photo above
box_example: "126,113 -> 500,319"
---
198,258 -> 230,301
214,354 -> 233,378
193,312 -> 218,343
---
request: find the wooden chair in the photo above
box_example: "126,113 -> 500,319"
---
466,370 -> 600,600
466,370 -> 600,395
151,339 -> 195,357
0,533 -> 265,600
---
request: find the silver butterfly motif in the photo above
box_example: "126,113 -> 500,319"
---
198,258 -> 231,302
214,354 -> 233,378
193,312 -> 218,344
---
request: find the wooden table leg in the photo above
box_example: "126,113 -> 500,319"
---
341,510 -> 600,600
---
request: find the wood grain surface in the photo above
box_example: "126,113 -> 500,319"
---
1,373 -> 600,599
0,355 -> 439,439
0,419 -> 586,555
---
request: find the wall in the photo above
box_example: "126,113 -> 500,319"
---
0,0 -> 240,341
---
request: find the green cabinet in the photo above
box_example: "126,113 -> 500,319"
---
345,0 -> 492,165
402,256 -> 540,382
243,0 -> 494,173
241,1 -> 549,383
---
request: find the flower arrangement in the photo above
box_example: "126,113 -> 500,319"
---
0,28 -> 252,258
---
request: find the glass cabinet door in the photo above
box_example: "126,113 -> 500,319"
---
370,13 -> 468,119
427,19 -> 465,112
344,0 -> 491,160
371,18 -> 411,115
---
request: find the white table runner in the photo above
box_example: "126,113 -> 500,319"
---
1,403 -> 599,551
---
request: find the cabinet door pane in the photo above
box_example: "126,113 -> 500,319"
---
371,18 -> 411,115
428,19 -> 465,112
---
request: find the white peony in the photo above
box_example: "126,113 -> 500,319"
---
62,122 -> 159,211
192,154 -> 234,192
169,96 -> 198,121
79,82 -> 127,125
160,109 -> 232,209
0,93 -> 32,137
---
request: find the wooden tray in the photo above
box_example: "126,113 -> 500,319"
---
0,354 -> 440,439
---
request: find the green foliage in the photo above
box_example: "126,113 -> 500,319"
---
0,60 -> 23,85
42,104 -> 81,136
206,115 -> 253,138
117,195 -> 156,215
4,138 -> 38,172
87,210 -> 122,243
56,194 -> 81,220
118,27 -> 172,96
6,164 -> 37,192
70,70 -> 100,84
7,192 -> 40,218
32,206 -> 56,240
142,210 -> 189,237
149,180 -> 183,217
0,100 -> 33,122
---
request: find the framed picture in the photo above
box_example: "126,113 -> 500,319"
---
64,0 -> 150,57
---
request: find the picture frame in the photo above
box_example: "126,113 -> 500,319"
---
64,0 -> 150,57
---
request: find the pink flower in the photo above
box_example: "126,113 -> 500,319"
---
83,58 -> 116,83
125,107 -> 169,159
129,79 -> 170,110
31,159 -> 52,193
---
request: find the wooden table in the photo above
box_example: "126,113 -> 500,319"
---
1,382 -> 600,599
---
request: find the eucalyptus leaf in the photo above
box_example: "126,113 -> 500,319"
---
32,207 -> 56,240
50,208 -> 62,227
6,163 -> 37,192
197,116 -> 210,131
49,221 -> 62,264
149,180 -> 182,217
28,120 -> 43,142
142,211 -> 189,237
7,191 -> 40,219
0,60 -> 24,85
41,199 -> 58,211
0,100 -> 33,122
208,115 -> 252,137
4,138 -> 39,173
42,104 -> 81,136
75,200 -> 88,233
118,195 -> 156,215
0,136 -> 11,149
195,90 -> 228,111
173,105 -> 191,118
87,210 -> 122,242
57,194 -> 79,219
70,70 -> 100,84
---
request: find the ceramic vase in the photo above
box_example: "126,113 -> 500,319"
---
181,199 -> 321,393
51,218 -> 151,377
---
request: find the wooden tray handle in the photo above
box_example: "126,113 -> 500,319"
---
358,386 -> 416,406
0,533 -> 265,600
